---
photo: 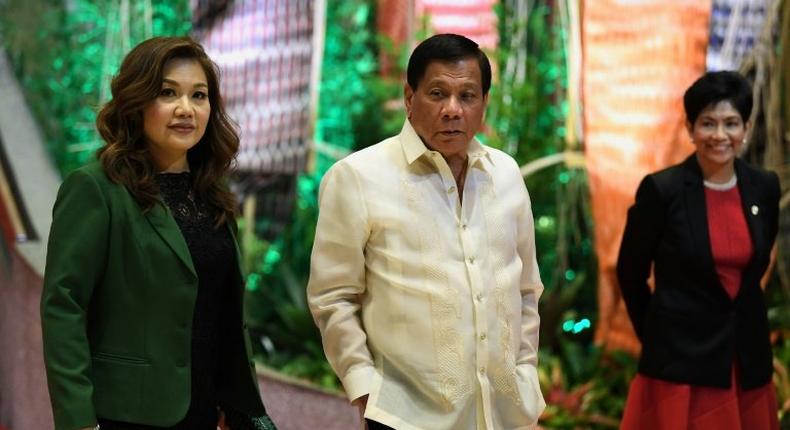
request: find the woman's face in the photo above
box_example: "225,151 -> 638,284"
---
142,58 -> 210,171
688,100 -> 749,170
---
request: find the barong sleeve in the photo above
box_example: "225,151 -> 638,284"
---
307,160 -> 374,402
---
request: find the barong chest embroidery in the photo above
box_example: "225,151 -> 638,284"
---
480,178 -> 521,405
403,178 -> 471,406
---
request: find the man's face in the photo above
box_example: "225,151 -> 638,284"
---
404,58 -> 488,158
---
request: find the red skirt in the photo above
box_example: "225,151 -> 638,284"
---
620,367 -> 779,430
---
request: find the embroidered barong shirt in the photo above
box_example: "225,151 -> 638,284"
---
307,120 -> 545,430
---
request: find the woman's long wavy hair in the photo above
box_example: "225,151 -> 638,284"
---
96,36 -> 238,226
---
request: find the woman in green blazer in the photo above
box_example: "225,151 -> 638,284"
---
41,37 -> 276,430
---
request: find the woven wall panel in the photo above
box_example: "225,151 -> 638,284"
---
583,0 -> 711,352
707,0 -> 769,71
193,0 -> 315,175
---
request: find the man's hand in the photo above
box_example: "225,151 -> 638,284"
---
217,407 -> 230,430
352,394 -> 369,429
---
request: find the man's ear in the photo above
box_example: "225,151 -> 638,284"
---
482,93 -> 489,122
404,83 -> 414,113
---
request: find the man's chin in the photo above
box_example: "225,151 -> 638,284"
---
431,136 -> 468,148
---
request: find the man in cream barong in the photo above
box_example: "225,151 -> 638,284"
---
307,34 -> 545,430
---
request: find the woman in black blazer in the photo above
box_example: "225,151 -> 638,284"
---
617,71 -> 780,430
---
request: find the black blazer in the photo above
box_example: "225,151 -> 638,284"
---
617,154 -> 780,389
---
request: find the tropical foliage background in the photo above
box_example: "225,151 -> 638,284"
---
1,0 -> 787,427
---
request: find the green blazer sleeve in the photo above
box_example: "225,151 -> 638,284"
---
41,169 -> 109,430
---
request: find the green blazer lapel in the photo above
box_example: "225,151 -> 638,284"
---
145,203 -> 197,278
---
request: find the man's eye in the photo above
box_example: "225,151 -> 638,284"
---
430,90 -> 442,97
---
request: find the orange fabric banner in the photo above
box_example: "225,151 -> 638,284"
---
582,0 -> 712,353
377,0 -> 498,75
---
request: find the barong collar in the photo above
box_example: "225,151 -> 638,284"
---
399,120 -> 493,169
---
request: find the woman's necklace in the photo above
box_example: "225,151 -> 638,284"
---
704,174 -> 737,191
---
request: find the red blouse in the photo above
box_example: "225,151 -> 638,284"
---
704,185 -> 753,299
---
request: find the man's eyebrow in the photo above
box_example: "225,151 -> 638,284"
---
424,79 -> 480,88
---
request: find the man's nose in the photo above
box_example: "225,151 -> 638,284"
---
442,96 -> 462,119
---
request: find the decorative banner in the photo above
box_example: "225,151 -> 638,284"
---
377,0 -> 498,54
583,0 -> 712,353
192,0 -> 317,175
415,0 -> 499,50
376,0 -> 411,75
706,0 -> 771,71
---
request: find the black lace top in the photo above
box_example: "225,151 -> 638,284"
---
99,172 -> 235,430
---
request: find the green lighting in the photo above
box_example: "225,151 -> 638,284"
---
564,269 -> 576,281
563,317 -> 591,334
262,248 -> 282,274
537,216 -> 555,229
246,273 -> 261,292
572,318 -> 591,334
0,0 -> 191,175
